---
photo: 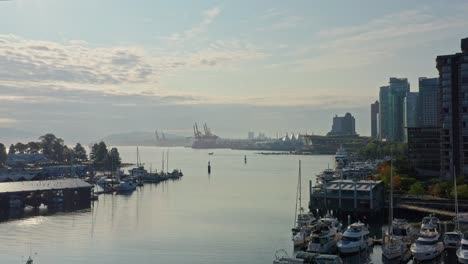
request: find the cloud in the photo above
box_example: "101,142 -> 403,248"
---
257,8 -> 303,31
0,118 -> 17,126
0,34 -> 265,94
290,7 -> 468,72
166,7 -> 221,44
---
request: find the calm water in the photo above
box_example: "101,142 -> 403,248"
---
0,147 -> 457,263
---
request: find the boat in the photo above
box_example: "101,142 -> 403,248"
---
445,168 -> 463,249
382,157 -> 408,260
114,181 -> 137,193
208,152 -> 214,155
457,238 -> 468,263
390,218 -> 415,244
9,196 -> 23,208
292,160 -> 316,235
421,214 -> 440,230
410,229 -> 444,261
293,228 -> 312,248
335,145 -> 349,169
337,222 -> 372,254
306,218 -> 342,254
273,250 -> 343,264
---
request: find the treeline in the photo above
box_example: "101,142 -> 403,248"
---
357,141 -> 407,160
0,133 -> 121,171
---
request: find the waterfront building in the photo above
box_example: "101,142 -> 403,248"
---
418,77 -> 440,127
327,113 -> 357,136
379,86 -> 390,141
301,135 -> 370,154
404,92 -> 419,141
371,101 -> 379,139
436,37 -> 468,180
407,127 -> 441,178
309,180 -> 384,215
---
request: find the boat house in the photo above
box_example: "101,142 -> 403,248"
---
309,180 -> 384,216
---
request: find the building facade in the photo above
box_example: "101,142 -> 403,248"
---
371,101 -> 379,139
436,38 -> 468,180
418,77 -> 440,127
389,78 -> 410,142
405,92 -> 419,128
327,113 -> 357,136
407,127 -> 441,178
379,86 -> 390,141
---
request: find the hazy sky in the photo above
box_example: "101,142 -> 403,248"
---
1,0 -> 468,143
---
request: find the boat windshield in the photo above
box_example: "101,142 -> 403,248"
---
393,228 -> 407,236
416,240 -> 437,246
341,236 -> 360,242
463,244 -> 468,250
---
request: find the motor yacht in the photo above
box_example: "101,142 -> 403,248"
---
445,231 -> 463,249
273,250 -> 343,264
410,228 -> 444,261
114,181 -> 137,193
307,219 -> 341,253
337,222 -> 372,254
457,238 -> 468,263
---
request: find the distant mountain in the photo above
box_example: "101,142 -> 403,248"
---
99,131 -> 193,147
0,128 -> 39,145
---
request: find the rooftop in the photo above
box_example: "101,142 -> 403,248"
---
326,180 -> 382,192
0,179 -> 92,194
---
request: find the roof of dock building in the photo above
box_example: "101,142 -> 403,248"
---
326,180 -> 383,192
0,179 -> 92,194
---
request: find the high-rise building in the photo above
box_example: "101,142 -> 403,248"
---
436,37 -> 468,180
407,127 -> 441,178
371,101 -> 379,139
327,113 -> 357,136
389,78 -> 410,142
248,131 -> 255,140
379,78 -> 410,142
404,92 -> 419,128
379,86 -> 390,141
418,77 -> 440,127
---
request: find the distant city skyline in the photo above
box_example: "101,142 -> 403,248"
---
1,0 -> 468,143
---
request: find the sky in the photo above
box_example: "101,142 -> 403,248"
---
0,0 -> 468,144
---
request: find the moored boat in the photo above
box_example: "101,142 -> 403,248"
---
337,222 -> 372,254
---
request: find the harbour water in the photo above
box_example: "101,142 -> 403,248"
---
0,147 -> 457,263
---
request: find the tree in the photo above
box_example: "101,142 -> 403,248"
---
90,141 -> 108,164
0,143 -> 7,165
39,133 -> 65,162
26,141 -> 41,153
8,144 -> 15,155
103,147 -> 121,171
73,143 -> 87,161
14,142 -> 27,153
408,182 -> 425,195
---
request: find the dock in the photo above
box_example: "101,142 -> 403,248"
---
0,179 -> 93,210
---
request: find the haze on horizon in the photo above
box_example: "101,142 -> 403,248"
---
1,0 -> 468,144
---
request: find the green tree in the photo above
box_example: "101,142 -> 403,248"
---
103,147 -> 121,171
90,141 -> 108,164
26,141 -> 41,153
73,143 -> 87,161
8,144 -> 15,155
62,146 -> 75,164
0,143 -> 7,165
408,182 -> 425,195
14,142 -> 27,153
39,133 -> 65,162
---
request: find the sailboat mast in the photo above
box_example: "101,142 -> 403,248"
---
166,149 -> 169,173
389,155 -> 393,237
137,147 -> 140,167
454,167 -> 460,230
299,160 -> 302,211
162,150 -> 165,173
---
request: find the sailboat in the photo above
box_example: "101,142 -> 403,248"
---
446,168 -> 463,249
382,155 -> 406,260
292,160 -> 316,248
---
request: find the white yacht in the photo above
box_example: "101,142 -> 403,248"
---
410,228 -> 444,261
114,181 -> 137,192
307,218 -> 342,253
390,219 -> 415,244
335,145 -> 349,169
445,231 -> 463,249
457,238 -> 468,263
421,215 -> 440,230
293,211 -> 316,233
337,222 -> 372,254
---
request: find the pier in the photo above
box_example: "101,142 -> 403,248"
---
0,179 -> 93,210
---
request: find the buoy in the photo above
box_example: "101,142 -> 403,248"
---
208,161 -> 211,174
244,155 -> 247,164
